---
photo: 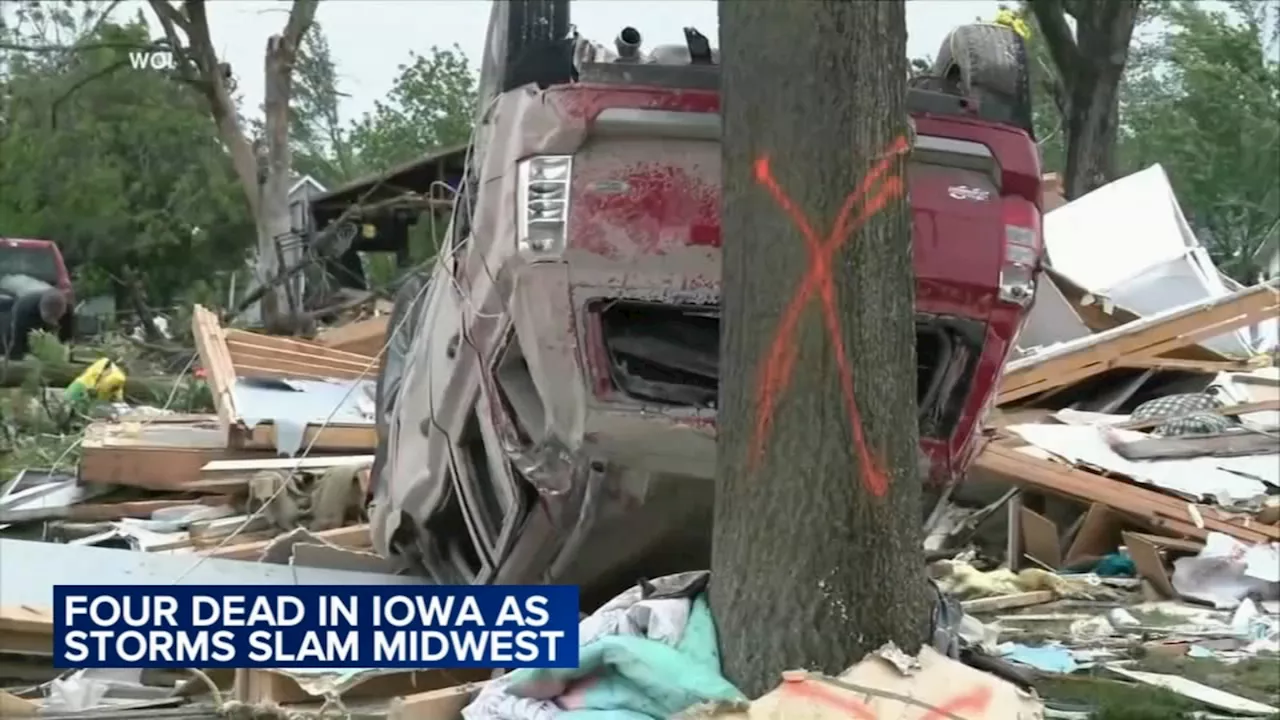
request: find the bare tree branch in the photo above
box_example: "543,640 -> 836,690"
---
50,57 -> 132,128
282,0 -> 319,48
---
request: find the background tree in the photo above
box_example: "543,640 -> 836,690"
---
711,0 -> 927,696
348,45 -> 476,172
1124,0 -> 1280,281
347,45 -> 477,281
0,7 -> 250,325
142,0 -> 317,331
1029,0 -> 1142,200
291,21 -> 355,186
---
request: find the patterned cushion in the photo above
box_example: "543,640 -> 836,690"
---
1130,392 -> 1233,437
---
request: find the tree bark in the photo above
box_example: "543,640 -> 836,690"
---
146,0 -> 317,331
712,0 -> 928,697
1031,0 -> 1141,199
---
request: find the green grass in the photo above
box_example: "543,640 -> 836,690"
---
1034,654 -> 1280,719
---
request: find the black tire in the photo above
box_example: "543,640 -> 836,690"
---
931,24 -> 1034,137
369,271 -> 432,499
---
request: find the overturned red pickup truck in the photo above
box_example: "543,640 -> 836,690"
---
368,4 -> 1044,606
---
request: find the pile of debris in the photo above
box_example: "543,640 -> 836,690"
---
2,165 -> 1279,717
917,166 -> 1280,715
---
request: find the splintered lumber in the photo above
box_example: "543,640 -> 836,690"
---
974,444 -> 1278,544
999,281 -> 1280,404
0,606 -> 54,656
317,315 -> 388,359
191,305 -> 377,453
1117,398 -> 1280,431
224,328 -> 381,381
960,590 -> 1054,613
390,682 -> 489,720
80,418 -> 276,491
233,667 -> 489,707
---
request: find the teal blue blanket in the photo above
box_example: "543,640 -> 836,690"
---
503,595 -> 745,719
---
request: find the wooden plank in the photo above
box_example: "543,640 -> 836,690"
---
1110,431 -> 1279,461
234,423 -> 377,453
1019,507 -> 1062,569
999,282 -> 1279,404
1117,399 -> 1280,431
1116,358 -> 1257,373
227,339 -> 379,381
1126,532 -> 1204,554
225,329 -> 380,369
1124,531 -> 1179,599
974,445 -> 1277,543
960,591 -> 1054,613
0,606 -> 54,656
191,305 -> 238,437
202,455 -> 374,473
235,668 -> 489,707
0,690 -> 38,717
318,316 -> 388,359
390,682 -> 488,720
202,524 -> 372,560
0,496 -> 232,524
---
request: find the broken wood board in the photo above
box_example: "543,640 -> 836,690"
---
1123,531 -> 1180,600
1110,431 -> 1279,461
960,590 -> 1054,613
0,690 -> 37,717
1019,507 -> 1063,569
1105,665 -> 1279,716
389,681 -> 488,720
225,328 -> 382,381
201,523 -> 371,560
317,316 -> 388,359
0,495 -> 232,525
1041,266 -> 1230,363
1117,398 -> 1280,431
677,645 -> 1042,719
234,667 -> 489,707
192,305 -> 377,454
999,281 -> 1279,404
974,445 -> 1278,544
80,418 -> 275,491
0,606 -> 53,656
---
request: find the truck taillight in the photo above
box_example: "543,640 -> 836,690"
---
999,197 -> 1042,306
515,155 -> 573,257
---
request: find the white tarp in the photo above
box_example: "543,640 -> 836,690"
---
1040,164 -> 1271,356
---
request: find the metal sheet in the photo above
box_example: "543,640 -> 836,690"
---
0,538 -> 422,610
233,377 -> 375,455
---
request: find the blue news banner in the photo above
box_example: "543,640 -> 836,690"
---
53,585 -> 579,669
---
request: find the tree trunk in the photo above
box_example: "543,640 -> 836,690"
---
258,36 -> 300,332
712,0 -> 928,697
1030,0 -> 1141,200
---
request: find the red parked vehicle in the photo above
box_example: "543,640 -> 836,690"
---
366,4 -> 1045,604
0,238 -> 75,342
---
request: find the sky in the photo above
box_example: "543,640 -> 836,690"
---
132,0 -> 1005,122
